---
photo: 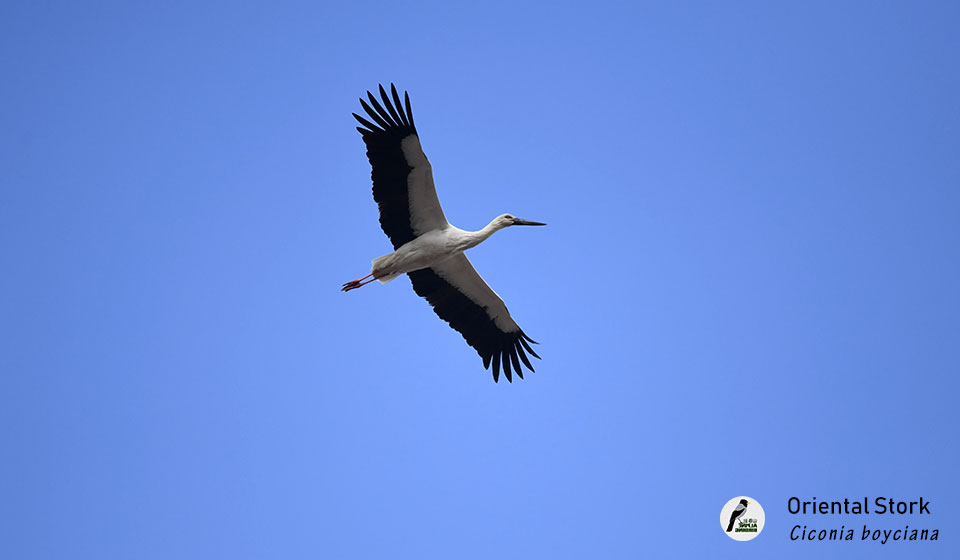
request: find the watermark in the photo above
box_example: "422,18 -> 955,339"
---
721,496 -> 765,541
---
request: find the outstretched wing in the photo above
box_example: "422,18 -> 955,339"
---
353,84 -> 448,249
407,254 -> 540,382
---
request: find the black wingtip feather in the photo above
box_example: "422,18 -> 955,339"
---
516,342 -> 535,372
390,84 -> 409,126
359,98 -> 390,129
366,91 -> 397,127
404,91 -> 414,128
378,84 -> 405,127
352,112 -> 381,133
519,336 -> 540,359
509,350 -> 523,380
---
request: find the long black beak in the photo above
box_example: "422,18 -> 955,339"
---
512,218 -> 547,226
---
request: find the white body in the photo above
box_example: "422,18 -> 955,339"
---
372,220 -> 505,284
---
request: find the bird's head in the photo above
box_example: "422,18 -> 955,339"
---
496,213 -> 547,229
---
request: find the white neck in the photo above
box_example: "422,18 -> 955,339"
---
460,219 -> 506,251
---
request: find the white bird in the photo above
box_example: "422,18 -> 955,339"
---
343,84 -> 545,382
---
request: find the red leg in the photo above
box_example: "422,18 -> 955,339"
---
342,273 -> 376,292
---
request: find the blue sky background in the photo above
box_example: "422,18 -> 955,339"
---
2,1 -> 958,558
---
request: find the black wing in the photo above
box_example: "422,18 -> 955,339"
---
408,254 -> 540,383
353,84 -> 447,249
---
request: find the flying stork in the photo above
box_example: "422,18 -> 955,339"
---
343,84 -> 545,382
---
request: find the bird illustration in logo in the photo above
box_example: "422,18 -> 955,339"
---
726,499 -> 750,532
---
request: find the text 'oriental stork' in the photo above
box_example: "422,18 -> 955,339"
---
343,84 -> 545,382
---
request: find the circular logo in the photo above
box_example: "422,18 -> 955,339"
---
720,496 -> 765,541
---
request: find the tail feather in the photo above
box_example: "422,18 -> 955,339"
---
372,253 -> 400,284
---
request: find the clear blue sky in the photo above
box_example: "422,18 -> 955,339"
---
2,2 -> 958,558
